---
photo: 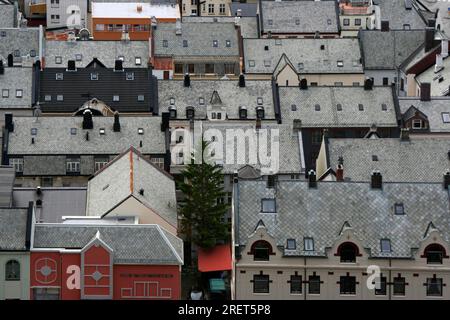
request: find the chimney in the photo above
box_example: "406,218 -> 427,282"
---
364,78 -> 373,90
300,78 -> 308,90
184,73 -> 190,87
308,170 -> 317,188
381,21 -> 389,32
137,4 -> 143,13
371,171 -> 382,189
400,128 -> 410,141
425,28 -> 435,52
36,186 -> 42,195
82,110 -> 93,129
7,54 -> 13,67
336,164 -> 344,182
114,59 -> 123,72
442,39 -> 449,59
0,60 -> 4,75
175,18 -> 182,35
237,9 -> 242,17
420,82 -> 431,101
435,54 -> 444,73
444,171 -> 450,190
67,60 -> 76,71
239,74 -> 246,87
113,112 -> 121,132
5,113 -> 14,132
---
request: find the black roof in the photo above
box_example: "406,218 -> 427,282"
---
39,59 -> 157,113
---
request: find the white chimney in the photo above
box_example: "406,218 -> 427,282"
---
442,39 -> 449,58
175,18 -> 182,35
236,9 -> 242,17
435,53 -> 444,73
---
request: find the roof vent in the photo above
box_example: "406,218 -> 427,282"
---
239,74 -> 246,87
300,78 -> 308,90
420,82 -> 431,101
0,60 -> 4,75
67,60 -> 76,71
114,59 -> 123,72
184,73 -> 190,87
364,78 -> 373,90
444,171 -> 450,190
308,170 -> 317,189
139,188 -> 144,195
400,128 -> 410,141
36,186 -> 42,195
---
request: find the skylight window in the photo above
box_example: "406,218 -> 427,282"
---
298,63 -> 304,70
358,104 -> 364,111
291,104 -> 297,111
138,128 -> 144,135
56,95 -> 63,101
257,97 -> 263,105
275,39 -> 282,46
135,57 -> 142,65
381,103 -> 387,111
75,54 -> 82,61
249,60 -> 255,67
380,239 -> 391,253
268,19 -> 273,26
295,19 -> 300,25
337,61 -> 344,67
304,237 -> 314,251
99,128 -> 105,135
394,203 -> 405,215
90,73 -> 98,80
31,128 -> 37,135
163,40 -> 168,47
70,128 -> 77,135
264,60 -> 271,67
55,56 -> 62,64
126,72 -> 134,80
56,73 -> 63,80
113,95 -> 120,102
137,95 -> 144,102
372,155 -> 378,162
212,40 -> 218,47
442,113 -> 450,123
226,40 -> 231,47
183,40 -> 188,47
315,104 -> 320,111
336,104 -> 342,111
199,97 -> 205,105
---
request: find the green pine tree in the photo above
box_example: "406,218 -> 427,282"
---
178,138 -> 230,250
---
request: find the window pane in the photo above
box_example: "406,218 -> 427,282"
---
427,278 -> 443,296
340,276 -> 356,295
375,276 -> 387,295
5,260 -> 20,281
308,275 -> 320,294
253,275 -> 269,293
290,275 -> 302,294
393,277 -> 405,296
261,199 -> 276,212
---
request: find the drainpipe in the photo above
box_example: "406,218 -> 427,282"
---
304,257 -> 307,300
388,258 -> 392,300
39,25 -> 44,70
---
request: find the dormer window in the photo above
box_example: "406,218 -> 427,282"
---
424,244 -> 447,264
239,106 -> 247,119
304,237 -> 314,251
380,239 -> 391,253
412,119 -> 423,129
16,90 -> 23,98
250,240 -> 273,261
394,203 -> 404,215
90,73 -> 98,80
257,97 -> 263,105
286,239 -> 296,250
337,242 -> 359,263
186,106 -> 195,119
256,106 -> 265,119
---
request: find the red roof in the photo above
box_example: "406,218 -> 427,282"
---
198,244 -> 232,273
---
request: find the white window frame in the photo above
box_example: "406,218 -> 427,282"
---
10,158 -> 23,173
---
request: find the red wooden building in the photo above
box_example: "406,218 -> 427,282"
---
30,225 -> 183,300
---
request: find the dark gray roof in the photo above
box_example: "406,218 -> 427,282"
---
0,166 -> 14,207
44,40 -> 149,68
237,179 -> 450,258
230,3 -> 257,17
153,22 -> 240,57
0,27 -> 40,63
33,224 -> 183,264
7,116 -> 165,155
158,79 -> 275,120
279,86 -> 398,128
360,29 -> 425,70
260,0 -> 339,35
244,38 -> 363,74
327,137 -> 450,183
0,4 -> 15,28
13,187 -> 87,223
399,98 -> 450,133
377,0 -> 426,30
39,63 -> 157,113
0,208 -> 29,251
0,66 -> 33,108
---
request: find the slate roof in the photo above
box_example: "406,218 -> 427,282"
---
0,27 -> 40,63
181,16 -> 258,39
13,187 -> 87,223
0,4 -> 15,28
0,66 -> 33,108
260,0 -> 339,35
377,0 -> 426,30
327,137 -> 450,183
243,38 -> 363,74
158,79 -> 275,120
196,121 -> 303,174
230,3 -> 257,17
360,29 -> 425,70
153,22 -> 240,57
415,55 -> 450,96
399,98 -> 450,133
39,63 -> 156,113
0,166 -> 14,207
44,40 -> 150,68
33,224 -> 183,264
236,179 -> 450,258
0,208 -> 29,251
86,147 -> 177,227
279,86 -> 398,128
7,116 -> 165,155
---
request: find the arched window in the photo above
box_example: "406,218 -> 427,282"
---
5,260 -> 20,281
423,244 -> 447,264
336,242 -> 360,263
249,240 -> 274,261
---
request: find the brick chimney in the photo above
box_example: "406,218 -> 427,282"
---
420,82 -> 431,101
371,171 -> 382,189
336,164 -> 344,182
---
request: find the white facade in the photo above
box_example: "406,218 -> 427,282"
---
46,0 -> 87,29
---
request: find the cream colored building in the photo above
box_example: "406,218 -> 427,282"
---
181,0 -> 231,17
233,176 -> 450,300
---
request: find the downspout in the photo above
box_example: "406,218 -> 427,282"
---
39,25 -> 44,70
231,173 -> 239,300
388,258 -> 392,300
304,257 -> 307,300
